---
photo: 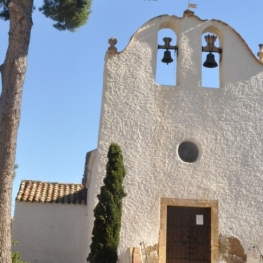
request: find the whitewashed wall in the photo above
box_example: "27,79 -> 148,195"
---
87,13 -> 263,262
12,202 -> 88,263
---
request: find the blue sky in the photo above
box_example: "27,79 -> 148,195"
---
0,0 -> 262,213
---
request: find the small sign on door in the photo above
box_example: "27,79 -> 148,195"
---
196,215 -> 203,225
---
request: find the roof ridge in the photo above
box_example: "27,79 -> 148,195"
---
20,179 -> 83,185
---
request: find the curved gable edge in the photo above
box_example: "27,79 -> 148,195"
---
109,14 -> 262,67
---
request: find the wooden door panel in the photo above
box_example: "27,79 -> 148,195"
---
166,206 -> 211,263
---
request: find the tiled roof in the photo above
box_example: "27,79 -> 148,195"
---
16,180 -> 87,205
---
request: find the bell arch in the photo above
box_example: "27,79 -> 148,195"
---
156,28 -> 177,86
201,27 -> 223,88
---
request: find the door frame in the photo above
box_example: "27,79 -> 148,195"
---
159,198 -> 219,263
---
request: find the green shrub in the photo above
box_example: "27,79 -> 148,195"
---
12,240 -> 30,263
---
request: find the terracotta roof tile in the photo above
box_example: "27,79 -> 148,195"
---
16,180 -> 87,205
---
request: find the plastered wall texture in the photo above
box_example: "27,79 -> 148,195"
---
87,13 -> 263,262
12,202 -> 88,263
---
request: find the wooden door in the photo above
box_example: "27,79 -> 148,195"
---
166,206 -> 211,263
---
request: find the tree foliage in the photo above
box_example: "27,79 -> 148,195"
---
39,0 -> 91,31
0,0 -> 92,31
13,164 -> 18,179
0,0 -> 11,20
87,143 -> 126,263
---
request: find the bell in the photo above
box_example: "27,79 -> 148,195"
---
203,53 -> 218,68
162,50 -> 173,64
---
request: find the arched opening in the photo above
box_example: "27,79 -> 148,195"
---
202,33 -> 221,88
156,28 -> 177,86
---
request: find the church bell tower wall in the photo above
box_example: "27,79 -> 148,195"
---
87,13 -> 263,263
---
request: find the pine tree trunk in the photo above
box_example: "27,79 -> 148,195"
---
0,0 -> 33,262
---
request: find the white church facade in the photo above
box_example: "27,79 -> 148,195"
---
13,10 -> 263,263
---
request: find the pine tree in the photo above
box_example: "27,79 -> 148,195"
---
87,143 -> 126,263
0,1 -> 91,262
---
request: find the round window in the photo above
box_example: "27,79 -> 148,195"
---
178,141 -> 199,163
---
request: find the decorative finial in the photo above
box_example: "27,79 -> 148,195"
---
183,9 -> 195,17
108,37 -> 117,53
257,44 -> 263,63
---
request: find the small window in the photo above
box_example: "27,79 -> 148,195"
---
156,28 -> 177,86
178,141 -> 199,163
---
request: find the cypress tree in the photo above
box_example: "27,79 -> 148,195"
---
87,143 -> 126,263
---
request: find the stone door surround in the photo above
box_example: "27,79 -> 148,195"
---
159,198 -> 218,263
